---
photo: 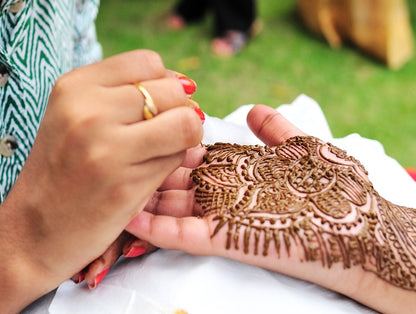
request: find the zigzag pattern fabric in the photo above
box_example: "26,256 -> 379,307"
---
0,0 -> 102,202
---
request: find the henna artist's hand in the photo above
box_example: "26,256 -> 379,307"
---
0,50 -> 203,313
68,70 -> 203,290
70,231 -> 157,288
73,146 -> 206,289
126,105 -> 416,314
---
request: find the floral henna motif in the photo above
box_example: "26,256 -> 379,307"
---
191,136 -> 416,290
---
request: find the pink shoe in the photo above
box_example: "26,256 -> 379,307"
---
211,20 -> 262,57
211,30 -> 248,57
166,14 -> 186,30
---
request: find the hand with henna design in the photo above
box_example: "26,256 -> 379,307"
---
127,105 -> 416,314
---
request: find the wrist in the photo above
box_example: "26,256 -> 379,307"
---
0,197 -> 60,312
0,249 -> 53,313
348,271 -> 416,314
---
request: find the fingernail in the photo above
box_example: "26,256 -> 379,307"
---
123,245 -> 146,258
89,267 -> 110,289
185,97 -> 204,124
194,107 -> 205,124
186,98 -> 198,108
76,271 -> 85,284
71,271 -> 85,284
178,76 -> 197,95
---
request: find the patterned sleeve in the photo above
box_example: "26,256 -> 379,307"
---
72,0 -> 103,68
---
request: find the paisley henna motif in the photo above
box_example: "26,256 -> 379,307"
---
191,136 -> 416,290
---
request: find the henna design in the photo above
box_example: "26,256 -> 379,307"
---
191,136 -> 416,290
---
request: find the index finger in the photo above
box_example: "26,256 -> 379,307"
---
247,105 -> 307,146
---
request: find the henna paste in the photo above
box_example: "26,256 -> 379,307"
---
191,136 -> 416,290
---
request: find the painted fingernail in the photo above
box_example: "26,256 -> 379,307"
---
76,271 -> 85,284
178,76 -> 197,95
71,271 -> 85,284
194,107 -> 205,124
123,245 -> 146,258
89,267 -> 110,289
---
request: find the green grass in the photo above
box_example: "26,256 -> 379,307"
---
96,0 -> 416,168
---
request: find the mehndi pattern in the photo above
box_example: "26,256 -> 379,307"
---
191,136 -> 416,290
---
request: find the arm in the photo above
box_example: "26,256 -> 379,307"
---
127,105 -> 416,314
0,50 -> 203,313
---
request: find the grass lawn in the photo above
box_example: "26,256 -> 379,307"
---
96,0 -> 416,168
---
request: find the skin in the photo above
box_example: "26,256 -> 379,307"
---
0,50 -> 203,313
126,105 -> 416,314
73,77 -> 201,289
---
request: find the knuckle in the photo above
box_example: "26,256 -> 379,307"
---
137,50 -> 165,77
257,111 -> 284,142
51,73 -> 75,97
176,218 -> 186,246
261,111 -> 282,133
140,49 -> 162,63
52,67 -> 86,94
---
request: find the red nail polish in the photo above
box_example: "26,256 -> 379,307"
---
194,107 -> 205,124
178,76 -> 197,95
90,267 -> 110,289
124,246 -> 146,258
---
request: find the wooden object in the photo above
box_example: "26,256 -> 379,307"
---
297,0 -> 414,69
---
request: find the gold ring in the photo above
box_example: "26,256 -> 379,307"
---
134,83 -> 158,120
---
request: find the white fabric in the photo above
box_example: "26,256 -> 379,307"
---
27,95 -> 416,313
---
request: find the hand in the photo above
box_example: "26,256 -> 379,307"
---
73,146 -> 206,288
0,50 -> 203,312
70,231 -> 158,288
126,105 -> 416,313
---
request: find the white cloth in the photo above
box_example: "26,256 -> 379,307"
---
26,95 -> 416,313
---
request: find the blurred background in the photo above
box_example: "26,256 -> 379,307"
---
96,0 -> 416,168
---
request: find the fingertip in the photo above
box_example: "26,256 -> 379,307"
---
247,104 -> 306,146
182,145 -> 206,168
71,270 -> 85,284
88,267 -> 110,289
132,49 -> 165,78
123,245 -> 146,258
246,104 -> 276,130
177,75 -> 197,95
126,211 -> 150,237
194,107 -> 205,124
177,107 -> 204,147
